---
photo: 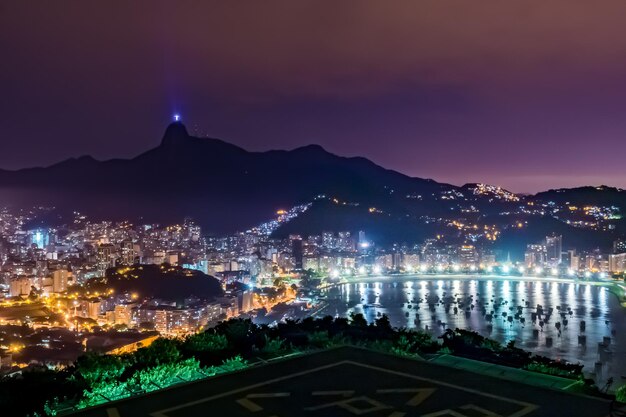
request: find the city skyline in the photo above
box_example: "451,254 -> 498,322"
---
2,2 -> 626,413
3,1 -> 626,192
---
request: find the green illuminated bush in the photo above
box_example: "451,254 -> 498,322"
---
183,332 -> 228,352
260,335 -> 287,355
616,384 -> 626,403
307,331 -> 331,348
367,339 -> 394,353
78,379 -> 132,409
77,356 -> 246,410
391,335 -> 414,357
207,356 -> 248,376
394,330 -> 438,354
135,358 -> 204,392
75,352 -> 127,384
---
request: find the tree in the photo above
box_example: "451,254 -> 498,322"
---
214,319 -> 257,350
76,352 -> 127,384
28,285 -> 42,301
374,314 -> 392,333
133,338 -> 181,368
349,312 -> 368,328
183,332 -> 228,353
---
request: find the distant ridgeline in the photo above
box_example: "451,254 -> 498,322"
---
0,122 -> 624,250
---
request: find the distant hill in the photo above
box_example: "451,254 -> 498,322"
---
0,121 -> 456,233
533,186 -> 626,209
0,121 -> 623,250
103,264 -> 222,301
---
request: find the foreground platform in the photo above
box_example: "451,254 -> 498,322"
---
70,346 -> 612,417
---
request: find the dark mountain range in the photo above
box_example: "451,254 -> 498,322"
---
534,186 -> 626,209
0,122 -> 457,233
0,122 -> 623,252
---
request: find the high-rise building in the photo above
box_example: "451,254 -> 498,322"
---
238,290 -> 254,312
292,238 -> 303,269
525,244 -> 546,268
403,253 -> 420,269
459,245 -> 477,267
9,276 -> 32,297
52,268 -> 70,293
545,234 -> 562,266
609,253 -> 626,273
392,253 -> 402,269
29,229 -> 49,249
567,250 -> 579,271
337,231 -> 355,252
97,243 -> 117,271
322,232 -> 335,250
87,300 -> 101,320
613,239 -> 626,254
114,304 -> 135,326
120,240 -> 135,265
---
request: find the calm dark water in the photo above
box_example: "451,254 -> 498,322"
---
321,278 -> 624,386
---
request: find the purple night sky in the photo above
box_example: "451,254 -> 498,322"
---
2,1 -> 626,192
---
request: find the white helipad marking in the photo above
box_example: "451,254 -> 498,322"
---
311,390 -> 355,397
150,362 -> 345,417
150,360 -> 538,417
236,393 -> 290,412
376,388 -> 437,406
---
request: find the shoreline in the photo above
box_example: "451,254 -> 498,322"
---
318,274 -> 626,308
318,274 -> 626,305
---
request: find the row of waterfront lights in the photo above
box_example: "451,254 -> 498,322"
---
328,265 -> 608,279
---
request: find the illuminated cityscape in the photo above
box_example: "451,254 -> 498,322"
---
0,198 -> 625,379
3,1 -> 626,416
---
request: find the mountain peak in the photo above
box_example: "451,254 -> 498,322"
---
161,121 -> 190,146
292,144 -> 328,154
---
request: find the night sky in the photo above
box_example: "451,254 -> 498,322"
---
2,1 -> 626,192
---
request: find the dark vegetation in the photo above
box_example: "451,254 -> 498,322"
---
84,264 -> 223,301
0,314 -> 601,417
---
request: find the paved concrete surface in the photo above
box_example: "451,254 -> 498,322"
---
429,354 -> 577,390
69,346 -> 615,417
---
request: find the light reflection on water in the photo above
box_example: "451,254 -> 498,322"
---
322,278 -> 624,385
